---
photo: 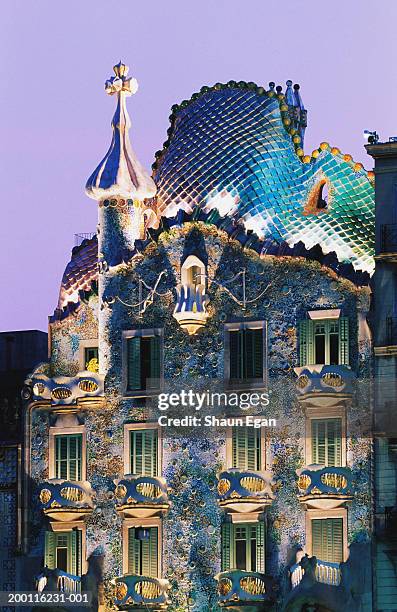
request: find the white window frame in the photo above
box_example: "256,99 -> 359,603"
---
49,520 -> 87,575
305,406 -> 347,467
306,508 -> 348,563
122,517 -> 162,576
49,425 -> 86,481
78,339 -> 99,371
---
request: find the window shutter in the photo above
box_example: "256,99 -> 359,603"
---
141,527 -> 158,577
245,329 -> 263,379
127,337 -> 141,391
69,530 -> 77,576
131,431 -> 143,475
128,528 -> 141,574
312,420 -> 326,465
131,430 -> 158,476
69,435 -> 82,481
299,320 -> 314,366
232,428 -> 261,471
45,531 -> 56,569
256,521 -> 265,573
229,330 -> 243,379
56,436 -> 68,480
221,523 -> 232,571
338,317 -> 349,366
312,519 -> 343,563
148,336 -> 161,389
312,419 -> 342,466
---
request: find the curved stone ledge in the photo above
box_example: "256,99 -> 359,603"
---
26,371 -> 104,406
296,465 -> 353,509
217,469 -> 274,513
38,479 -> 95,521
215,569 -> 276,607
114,475 -> 170,518
114,574 -> 169,609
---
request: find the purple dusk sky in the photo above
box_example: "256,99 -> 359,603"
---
1,0 -> 396,332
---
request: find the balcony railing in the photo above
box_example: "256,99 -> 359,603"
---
114,475 -> 169,518
296,466 -> 353,509
215,570 -> 275,607
381,224 -> 397,253
114,575 -> 169,608
37,569 -> 81,593
38,480 -> 95,521
173,283 -> 209,335
217,469 -> 274,513
290,558 -> 341,588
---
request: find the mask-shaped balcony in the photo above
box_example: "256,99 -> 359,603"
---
217,470 -> 274,513
294,365 -> 354,407
296,465 -> 353,509
114,575 -> 170,610
215,570 -> 276,610
25,372 -> 104,408
114,475 -> 170,518
38,480 -> 95,521
36,568 -> 81,593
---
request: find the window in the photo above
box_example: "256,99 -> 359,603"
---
221,522 -> 265,572
84,346 -> 98,369
312,518 -> 343,563
45,530 -> 82,576
125,333 -> 161,392
128,527 -> 158,577
130,429 -> 158,476
232,427 -> 262,471
226,323 -> 265,383
55,434 -> 82,481
299,317 -> 349,366
311,418 -> 342,467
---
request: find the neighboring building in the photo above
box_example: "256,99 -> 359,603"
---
0,330 -> 47,602
23,64 -> 377,611
365,140 -> 397,612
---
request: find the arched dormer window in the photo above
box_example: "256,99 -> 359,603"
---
173,256 -> 209,334
304,179 -> 331,216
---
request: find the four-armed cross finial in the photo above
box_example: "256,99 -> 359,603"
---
104,61 -> 138,97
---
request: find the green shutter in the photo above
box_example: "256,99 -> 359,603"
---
245,329 -> 263,379
131,430 -> 158,476
312,419 -> 342,467
148,336 -> 160,389
232,428 -> 261,470
69,530 -> 78,576
45,531 -> 56,569
128,527 -> 158,576
338,317 -> 349,366
221,523 -> 232,571
230,330 -> 243,379
127,337 -> 141,391
256,521 -> 265,573
299,320 -> 314,366
55,435 -> 82,481
141,527 -> 158,577
312,518 -> 343,563
128,528 -> 141,574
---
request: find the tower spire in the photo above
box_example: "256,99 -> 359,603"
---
86,61 -> 156,201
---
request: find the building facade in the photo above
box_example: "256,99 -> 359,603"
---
23,64 -> 379,611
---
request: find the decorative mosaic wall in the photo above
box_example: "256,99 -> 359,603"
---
28,223 -> 372,610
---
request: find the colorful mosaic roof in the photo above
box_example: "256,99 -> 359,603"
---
153,82 -> 375,274
57,236 -> 98,311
